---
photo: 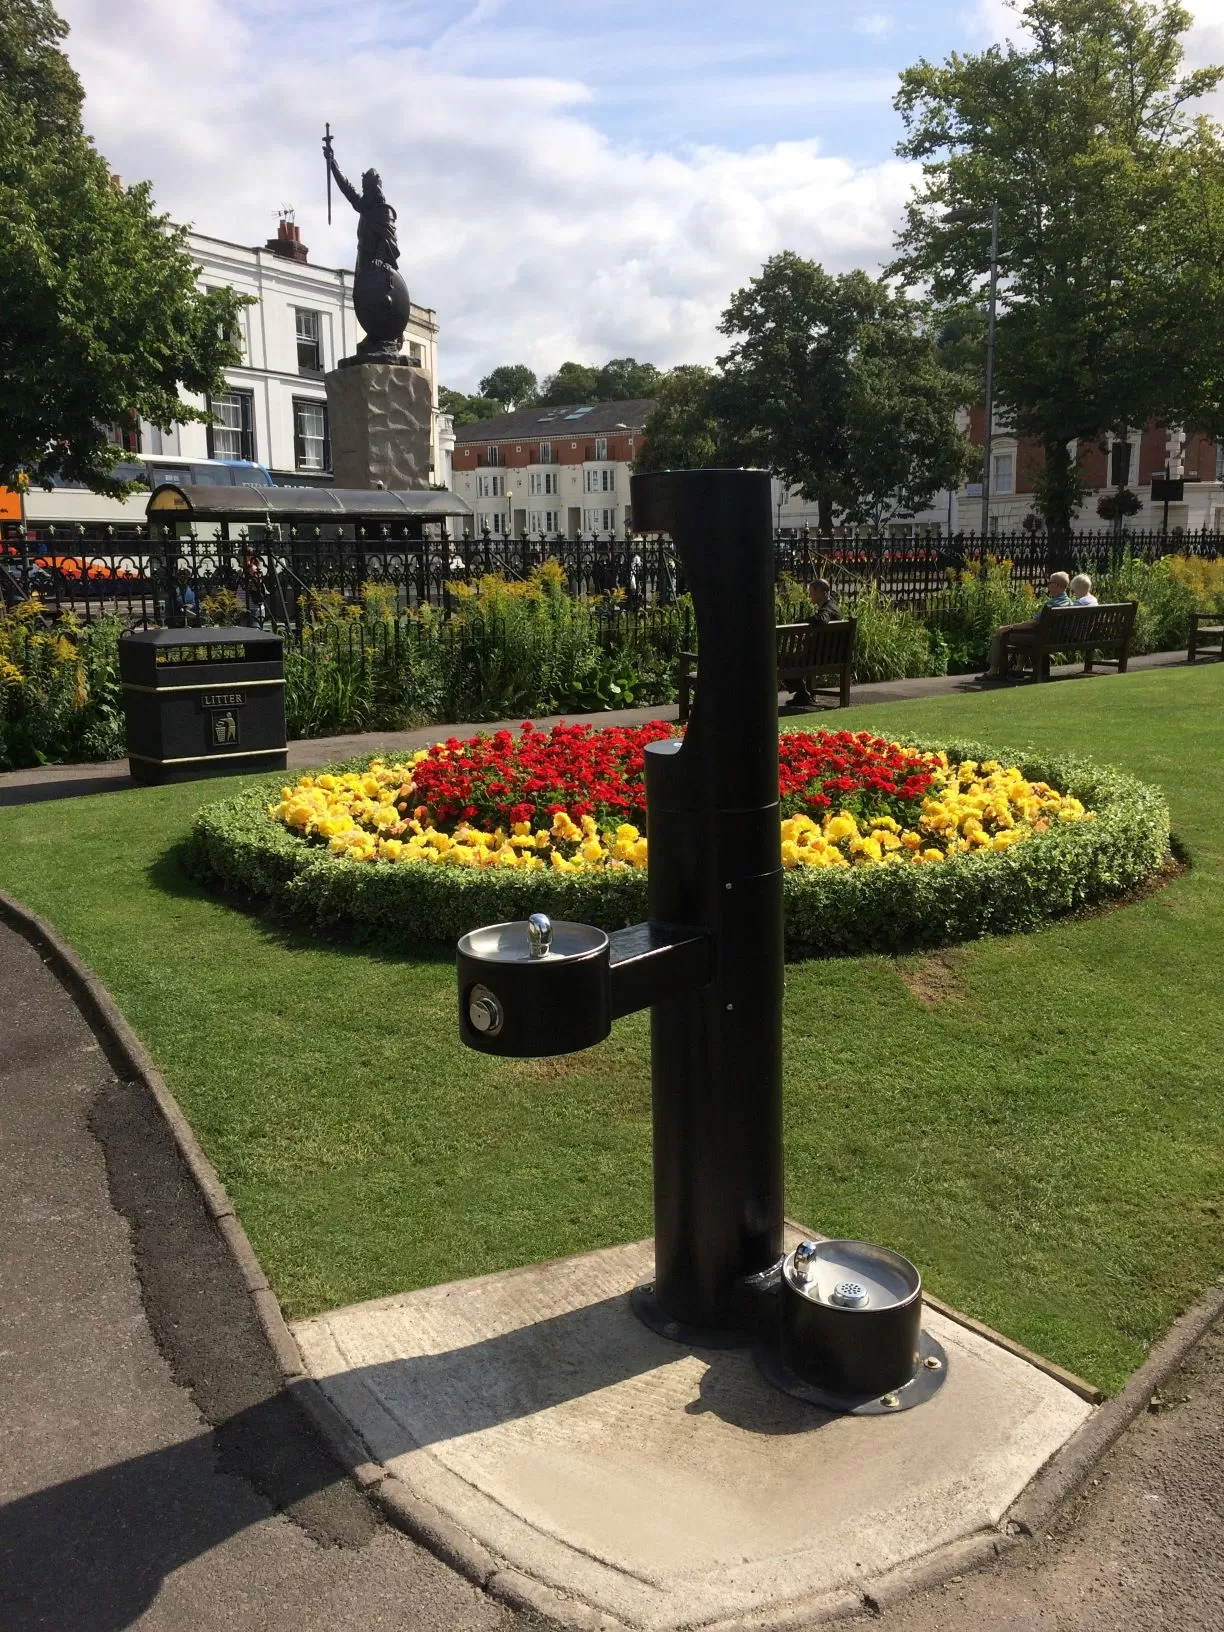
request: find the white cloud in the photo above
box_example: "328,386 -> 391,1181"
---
56,0 -> 920,390
855,13 -> 895,38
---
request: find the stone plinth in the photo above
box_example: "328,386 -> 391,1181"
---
292,1235 -> 1094,1631
325,361 -> 432,490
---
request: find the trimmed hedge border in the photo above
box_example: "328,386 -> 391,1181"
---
188,737 -> 1172,958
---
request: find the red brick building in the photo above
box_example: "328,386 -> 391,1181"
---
451,399 -> 654,537
962,409 -> 1221,533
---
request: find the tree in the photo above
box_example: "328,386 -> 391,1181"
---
890,0 -> 1224,531
536,357 -> 662,407
634,366 -> 740,473
477,363 -> 538,408
537,361 -> 600,406
715,253 -> 973,528
438,386 -> 503,427
594,357 -> 660,401
1,1 -> 245,496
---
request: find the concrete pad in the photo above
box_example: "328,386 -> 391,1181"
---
292,1239 -> 1093,1631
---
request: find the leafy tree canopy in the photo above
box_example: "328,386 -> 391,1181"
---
891,0 -> 1224,529
639,257 -> 972,528
537,357 -> 661,407
716,253 -> 973,528
438,386 -> 504,426
537,361 -> 600,406
593,357 -> 661,401
477,363 -> 538,407
0,0 -> 245,496
633,366 -> 738,474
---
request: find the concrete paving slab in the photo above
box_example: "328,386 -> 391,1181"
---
293,1239 -> 1093,1631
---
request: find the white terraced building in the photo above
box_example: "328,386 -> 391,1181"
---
13,216 -> 446,532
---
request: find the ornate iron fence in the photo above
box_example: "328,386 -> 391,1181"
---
3,519 -> 1221,628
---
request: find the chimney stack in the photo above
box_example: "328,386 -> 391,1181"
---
266,212 -> 308,263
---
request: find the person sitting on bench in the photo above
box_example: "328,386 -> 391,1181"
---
789,578 -> 843,704
1070,573 -> 1097,606
980,571 -> 1072,680
808,577 -> 843,626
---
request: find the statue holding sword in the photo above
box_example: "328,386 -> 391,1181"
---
322,125 -> 412,365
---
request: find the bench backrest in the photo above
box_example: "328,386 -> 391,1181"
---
1033,601 -> 1137,644
776,618 -> 857,668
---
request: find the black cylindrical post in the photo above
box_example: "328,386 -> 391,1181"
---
630,469 -> 784,1335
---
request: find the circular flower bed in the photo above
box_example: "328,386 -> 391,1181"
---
191,722 -> 1171,957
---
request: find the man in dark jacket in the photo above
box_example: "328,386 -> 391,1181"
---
789,578 -> 843,704
808,577 -> 842,625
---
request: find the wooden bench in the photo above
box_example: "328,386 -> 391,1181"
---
1188,610 -> 1223,663
1000,601 -> 1138,682
678,618 -> 857,724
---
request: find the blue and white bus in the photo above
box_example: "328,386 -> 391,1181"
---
19,454 -> 274,536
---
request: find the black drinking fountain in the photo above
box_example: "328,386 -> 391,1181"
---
457,468 -> 947,1414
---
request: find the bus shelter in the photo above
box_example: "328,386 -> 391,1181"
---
145,483 -> 473,626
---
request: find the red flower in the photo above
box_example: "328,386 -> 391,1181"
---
404,722 -> 941,838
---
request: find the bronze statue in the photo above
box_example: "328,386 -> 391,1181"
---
323,127 -> 412,365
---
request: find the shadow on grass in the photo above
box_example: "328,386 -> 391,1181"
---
145,839 -> 455,967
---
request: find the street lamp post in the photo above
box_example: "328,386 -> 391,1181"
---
981,199 -> 1000,541
944,199 -> 1000,541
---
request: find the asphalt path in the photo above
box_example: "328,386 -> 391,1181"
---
0,917 -> 520,1632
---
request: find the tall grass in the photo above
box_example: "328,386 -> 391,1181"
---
924,560 -> 1039,673
5,554 -> 1221,765
1094,554 -> 1224,654
280,569 -> 688,736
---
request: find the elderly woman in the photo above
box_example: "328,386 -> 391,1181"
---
1070,573 -> 1098,605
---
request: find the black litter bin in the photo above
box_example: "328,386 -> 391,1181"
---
119,626 -> 287,785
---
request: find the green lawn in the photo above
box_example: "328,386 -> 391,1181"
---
1,663 -> 1221,1392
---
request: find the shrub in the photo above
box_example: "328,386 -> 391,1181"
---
774,575 -> 939,682
190,737 -> 1169,958
279,567 -> 689,737
437,566 -> 684,720
0,602 -> 125,769
924,560 -> 1038,673
1096,488 -> 1143,521
846,589 -> 942,682
1093,554 -> 1210,655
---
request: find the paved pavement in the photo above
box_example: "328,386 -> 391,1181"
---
851,1322 -> 1224,1632
0,917 -> 520,1632
0,647 -> 1194,809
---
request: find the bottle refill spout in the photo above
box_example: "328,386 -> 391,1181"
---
456,468 -> 945,1405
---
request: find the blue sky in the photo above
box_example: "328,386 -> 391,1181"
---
56,1 -> 1224,388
